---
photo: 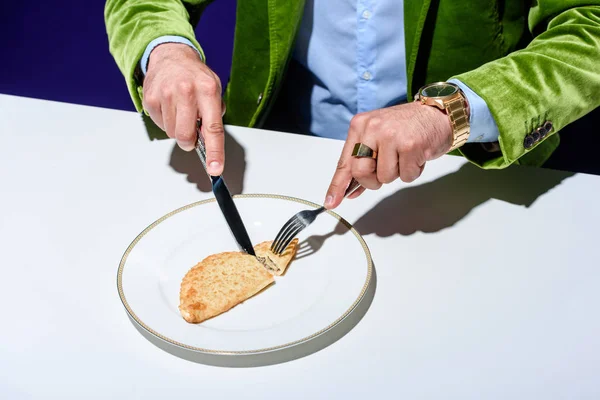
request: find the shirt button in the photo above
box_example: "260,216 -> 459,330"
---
362,10 -> 372,19
362,71 -> 372,80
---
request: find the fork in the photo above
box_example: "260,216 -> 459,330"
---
270,178 -> 361,255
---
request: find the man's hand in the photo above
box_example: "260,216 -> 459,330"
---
324,102 -> 455,209
143,43 -> 226,176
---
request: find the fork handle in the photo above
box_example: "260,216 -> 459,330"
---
344,178 -> 361,198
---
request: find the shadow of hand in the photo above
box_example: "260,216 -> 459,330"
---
141,114 -> 247,194
353,162 -> 575,237
293,163 -> 574,259
169,129 -> 247,194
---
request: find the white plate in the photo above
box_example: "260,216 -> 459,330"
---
118,194 -> 374,367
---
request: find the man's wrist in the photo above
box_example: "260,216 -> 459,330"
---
448,79 -> 500,144
146,42 -> 202,74
141,35 -> 203,76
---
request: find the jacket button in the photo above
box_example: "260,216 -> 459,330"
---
536,126 -> 547,140
531,129 -> 540,142
543,121 -> 553,132
257,92 -> 263,105
523,134 -> 534,149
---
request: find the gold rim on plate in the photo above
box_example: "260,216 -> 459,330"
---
117,193 -> 373,356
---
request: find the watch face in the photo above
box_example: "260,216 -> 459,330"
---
421,83 -> 458,98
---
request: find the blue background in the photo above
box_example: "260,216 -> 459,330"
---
1,0 -> 235,111
2,1 -> 598,174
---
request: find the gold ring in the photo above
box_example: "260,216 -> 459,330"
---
352,143 -> 377,159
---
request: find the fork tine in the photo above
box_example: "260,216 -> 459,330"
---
275,225 -> 305,255
271,217 -> 302,251
273,223 -> 305,255
270,215 -> 300,251
272,219 -> 303,254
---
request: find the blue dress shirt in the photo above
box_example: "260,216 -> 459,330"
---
142,0 -> 500,143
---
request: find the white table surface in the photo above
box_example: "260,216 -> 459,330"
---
1,94 -> 599,399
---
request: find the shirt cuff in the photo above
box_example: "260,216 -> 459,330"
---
140,35 -> 203,76
448,79 -> 500,143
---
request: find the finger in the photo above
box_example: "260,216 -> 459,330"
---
162,101 -> 176,140
174,103 -> 198,151
398,152 -> 424,183
351,134 -> 380,190
324,114 -> 367,209
198,94 -> 225,176
376,139 -> 400,184
143,94 -> 165,131
148,108 -> 165,132
221,99 -> 227,117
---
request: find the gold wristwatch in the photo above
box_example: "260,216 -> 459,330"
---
414,82 -> 470,152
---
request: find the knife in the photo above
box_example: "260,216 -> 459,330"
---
194,122 -> 257,256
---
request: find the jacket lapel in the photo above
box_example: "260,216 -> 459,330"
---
224,0 -> 305,128
253,0 -> 305,126
404,0 -> 433,100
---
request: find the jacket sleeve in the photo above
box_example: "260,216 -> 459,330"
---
104,0 -> 211,112
451,2 -> 600,169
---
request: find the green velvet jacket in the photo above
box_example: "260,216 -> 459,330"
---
105,0 -> 600,169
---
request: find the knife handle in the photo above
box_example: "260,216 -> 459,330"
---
194,121 -> 218,183
344,178 -> 361,198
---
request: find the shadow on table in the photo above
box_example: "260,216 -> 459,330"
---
142,114 -> 247,194
298,162 -> 575,256
353,162 -> 575,237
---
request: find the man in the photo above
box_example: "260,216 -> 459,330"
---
105,0 -> 600,209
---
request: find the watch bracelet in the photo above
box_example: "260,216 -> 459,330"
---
445,96 -> 470,152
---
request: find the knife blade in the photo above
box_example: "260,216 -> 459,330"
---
194,123 -> 256,256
